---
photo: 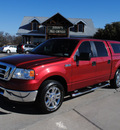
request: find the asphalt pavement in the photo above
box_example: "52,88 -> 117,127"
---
0,53 -> 120,130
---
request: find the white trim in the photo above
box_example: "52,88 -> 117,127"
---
74,20 -> 86,25
39,25 -> 44,28
28,17 -> 41,24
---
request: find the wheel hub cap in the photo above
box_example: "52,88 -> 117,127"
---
45,86 -> 61,109
116,70 -> 120,87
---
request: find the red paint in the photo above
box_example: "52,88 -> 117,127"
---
0,38 -> 120,93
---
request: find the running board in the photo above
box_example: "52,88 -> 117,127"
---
71,82 -> 110,97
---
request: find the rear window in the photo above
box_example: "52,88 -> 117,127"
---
25,45 -> 29,47
30,45 -> 36,47
110,43 -> 120,53
94,41 -> 108,57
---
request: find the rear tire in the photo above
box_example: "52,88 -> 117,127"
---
36,80 -> 64,113
25,51 -> 29,54
6,50 -> 11,54
110,69 -> 120,88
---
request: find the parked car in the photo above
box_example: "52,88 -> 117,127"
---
17,44 -> 36,53
2,45 -> 17,53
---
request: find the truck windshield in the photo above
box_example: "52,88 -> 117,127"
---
31,39 -> 79,57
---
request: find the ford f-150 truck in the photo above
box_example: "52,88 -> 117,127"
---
0,38 -> 120,113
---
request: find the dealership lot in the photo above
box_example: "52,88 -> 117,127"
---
0,53 -> 120,130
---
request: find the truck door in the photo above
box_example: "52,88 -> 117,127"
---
92,41 -> 111,82
71,41 -> 98,90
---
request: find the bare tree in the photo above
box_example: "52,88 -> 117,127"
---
0,31 -> 22,46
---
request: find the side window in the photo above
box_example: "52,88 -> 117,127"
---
30,45 -> 34,47
76,41 -> 93,57
110,43 -> 120,53
78,41 -> 93,56
94,41 -> 108,57
25,45 -> 29,48
29,45 -> 33,48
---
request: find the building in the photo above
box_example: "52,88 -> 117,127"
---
17,13 -> 97,44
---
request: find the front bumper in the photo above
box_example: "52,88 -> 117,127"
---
0,86 -> 38,102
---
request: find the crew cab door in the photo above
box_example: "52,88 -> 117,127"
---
71,41 -> 98,90
92,40 -> 111,82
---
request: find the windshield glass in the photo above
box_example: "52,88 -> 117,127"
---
31,39 -> 79,57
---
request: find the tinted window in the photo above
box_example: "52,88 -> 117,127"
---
110,43 -> 120,53
25,45 -> 29,47
29,45 -> 33,47
94,42 -> 108,57
30,45 -> 36,47
31,39 -> 79,57
79,41 -> 92,55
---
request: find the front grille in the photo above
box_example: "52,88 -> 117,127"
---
0,65 -> 6,69
0,62 -> 16,81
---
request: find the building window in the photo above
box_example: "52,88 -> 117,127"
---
70,25 -> 77,32
32,22 -> 38,30
78,23 -> 84,32
70,23 -> 84,32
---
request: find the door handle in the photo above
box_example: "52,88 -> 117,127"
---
108,60 -> 111,64
92,61 -> 96,66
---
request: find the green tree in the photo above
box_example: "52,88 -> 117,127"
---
94,22 -> 120,41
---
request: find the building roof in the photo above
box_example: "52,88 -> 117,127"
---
17,13 -> 97,37
68,18 -> 97,37
17,16 -> 48,35
42,13 -> 73,27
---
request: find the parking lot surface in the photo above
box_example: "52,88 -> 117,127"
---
0,53 -> 120,130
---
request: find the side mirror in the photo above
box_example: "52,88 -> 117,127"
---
75,52 -> 91,61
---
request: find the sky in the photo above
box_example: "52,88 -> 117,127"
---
0,0 -> 120,35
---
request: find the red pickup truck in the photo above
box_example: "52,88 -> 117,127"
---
0,38 -> 120,113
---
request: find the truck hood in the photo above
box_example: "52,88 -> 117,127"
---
0,54 -> 67,68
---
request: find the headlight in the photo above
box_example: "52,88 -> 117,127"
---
12,68 -> 35,80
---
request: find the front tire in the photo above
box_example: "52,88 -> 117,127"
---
36,80 -> 64,113
110,69 -> 120,88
